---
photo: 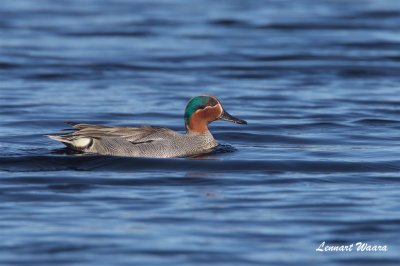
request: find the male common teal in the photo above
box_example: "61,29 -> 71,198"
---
47,95 -> 247,158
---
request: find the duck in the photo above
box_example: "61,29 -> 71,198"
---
47,95 -> 247,158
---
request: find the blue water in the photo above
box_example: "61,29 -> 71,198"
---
1,0 -> 400,265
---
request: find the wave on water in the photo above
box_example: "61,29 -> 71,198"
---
1,154 -> 399,173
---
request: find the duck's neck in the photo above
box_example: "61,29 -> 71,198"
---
185,123 -> 209,134
185,114 -> 210,134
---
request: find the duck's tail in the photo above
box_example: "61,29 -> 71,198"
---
46,134 -> 73,144
46,134 -> 93,151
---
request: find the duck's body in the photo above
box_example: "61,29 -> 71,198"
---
48,96 -> 246,158
49,124 -> 217,158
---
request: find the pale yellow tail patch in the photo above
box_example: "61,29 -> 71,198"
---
72,138 -> 92,148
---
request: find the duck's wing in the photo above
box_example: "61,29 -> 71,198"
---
47,122 -> 178,151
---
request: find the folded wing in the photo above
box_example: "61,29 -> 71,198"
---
47,122 -> 178,152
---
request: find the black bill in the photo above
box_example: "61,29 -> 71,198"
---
219,111 -> 247,124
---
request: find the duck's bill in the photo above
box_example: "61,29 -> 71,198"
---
219,111 -> 247,124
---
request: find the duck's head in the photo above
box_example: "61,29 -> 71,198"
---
184,95 -> 247,133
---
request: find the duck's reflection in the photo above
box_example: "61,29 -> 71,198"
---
50,147 -> 84,155
187,143 -> 236,160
